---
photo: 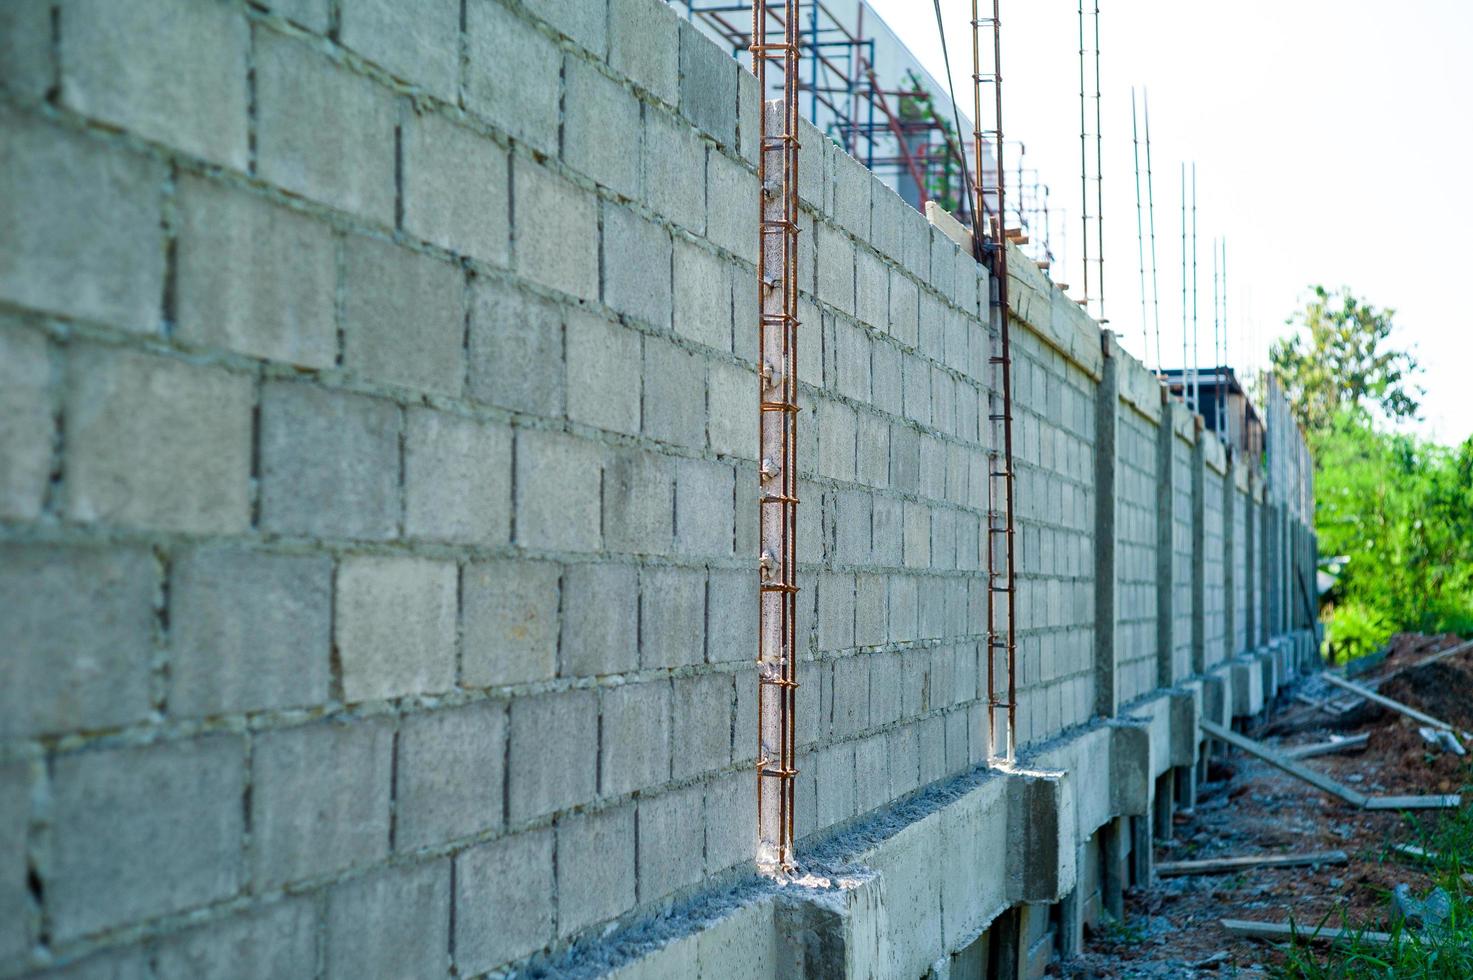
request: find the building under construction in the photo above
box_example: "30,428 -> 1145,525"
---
0,1 -> 1317,978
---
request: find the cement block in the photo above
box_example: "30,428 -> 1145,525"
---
673,239 -> 734,352
468,278 -> 565,418
465,0 -> 560,154
404,407 -> 511,545
456,829 -> 554,972
256,29 -> 394,221
704,770 -> 756,872
397,702 -> 506,849
707,567 -> 757,664
0,761 -> 30,962
816,742 -> 857,829
902,354 -> 932,426
335,556 -> 457,702
736,61 -> 760,166
462,559 -> 560,687
0,545 -> 155,738
524,0 -> 608,56
61,0 -> 247,167
706,148 -> 757,264
514,157 -> 599,302
601,681 -> 672,797
403,110 -> 510,265
343,235 -> 464,395
0,319 -> 51,520
643,107 -> 707,233
708,360 -> 755,459
0,0 -> 51,103
835,317 -> 872,403
561,562 -> 639,677
563,55 -> 641,199
643,336 -> 707,448
673,458 -> 735,558
817,572 -> 856,653
29,949 -> 152,980
678,19 -> 737,145
153,898 -> 316,980
567,310 -> 642,435
640,566 -> 705,668
604,204 -> 674,327
51,736 -> 244,942
514,427 -> 603,552
888,269 -> 920,348
508,689 -> 598,822
638,782 -> 705,900
259,381 -> 400,541
65,346 -> 251,533
170,547 -> 331,717
176,176 -> 336,368
602,449 -> 675,556
855,249 -> 888,335
818,399 -> 857,482
610,0 -> 680,105
671,672 -> 733,780
250,719 -> 392,888
830,148 -> 872,240
260,0 -> 327,30
816,222 -> 856,315
557,805 -> 636,937
325,861 -> 449,980
339,0 -> 458,101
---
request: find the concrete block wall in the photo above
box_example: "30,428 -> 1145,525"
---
1202,445 -> 1228,670
0,0 -> 1320,976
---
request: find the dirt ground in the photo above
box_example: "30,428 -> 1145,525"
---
1058,635 -> 1472,979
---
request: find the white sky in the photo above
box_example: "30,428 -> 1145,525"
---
867,0 -> 1473,444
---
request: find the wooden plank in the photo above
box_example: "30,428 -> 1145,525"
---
1200,720 -> 1369,807
1220,919 -> 1392,946
1284,734 -> 1369,759
1365,794 -> 1462,810
1322,673 -> 1464,735
1157,851 -> 1348,877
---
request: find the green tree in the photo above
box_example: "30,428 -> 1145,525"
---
1270,286 -> 1422,436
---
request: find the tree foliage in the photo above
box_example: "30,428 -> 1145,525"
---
1270,285 -> 1422,434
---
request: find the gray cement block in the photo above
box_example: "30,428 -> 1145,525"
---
405,407 -> 511,546
255,29 -> 395,222
508,689 -> 598,822
343,235 -> 464,396
469,277 -> 565,418
705,148 -> 756,264
61,0 -> 247,168
325,860 -> 449,979
31,949 -> 152,980
514,156 -> 600,302
339,0 -> 459,101
673,239 -> 734,353
259,381 -> 400,541
557,805 -> 636,937
66,346 -> 252,533
403,110 -> 510,266
671,672 -> 732,780
643,107 -> 707,233
524,0 -> 607,55
261,0 -> 327,31
678,20 -> 737,146
564,55 -> 640,199
465,0 -> 560,155
170,547 -> 332,717
51,736 -> 244,942
816,222 -> 855,315
643,337 -> 706,449
562,562 -> 639,677
250,718 -> 392,888
153,898 -> 317,980
706,566 -> 756,664
603,449 -> 675,556
737,64 -> 760,166
0,545 -> 155,737
830,149 -> 872,241
456,829 -> 554,972
336,556 -> 457,702
462,559 -> 560,688
176,176 -> 336,368
397,702 -> 506,850
610,0 -> 679,105
600,681 -> 672,797
640,566 -> 705,669
514,428 -> 603,553
888,270 -> 920,349
817,572 -> 856,653
0,1 -> 52,103
604,204 -> 674,327
0,761 -> 33,962
0,319 -> 51,520
703,770 -> 756,872
638,782 -> 705,901
707,360 -> 754,459
567,310 -> 642,435
816,742 -> 857,829
818,399 -> 857,482
855,249 -> 888,334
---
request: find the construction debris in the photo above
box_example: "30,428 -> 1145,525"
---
1284,733 -> 1369,759
1323,673 -> 1469,738
1219,919 -> 1392,946
1416,726 -> 1467,756
1156,851 -> 1348,877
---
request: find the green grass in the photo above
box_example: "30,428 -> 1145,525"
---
1277,792 -> 1473,978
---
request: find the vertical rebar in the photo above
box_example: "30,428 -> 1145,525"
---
1180,163 -> 1188,406
1191,163 -> 1198,414
1077,0 -> 1089,311
1092,0 -> 1104,323
1143,91 -> 1162,375
1131,88 -> 1147,362
751,0 -> 800,873
1221,238 -> 1229,440
1212,237 -> 1220,435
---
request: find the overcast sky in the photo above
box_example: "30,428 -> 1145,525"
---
866,0 -> 1473,444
